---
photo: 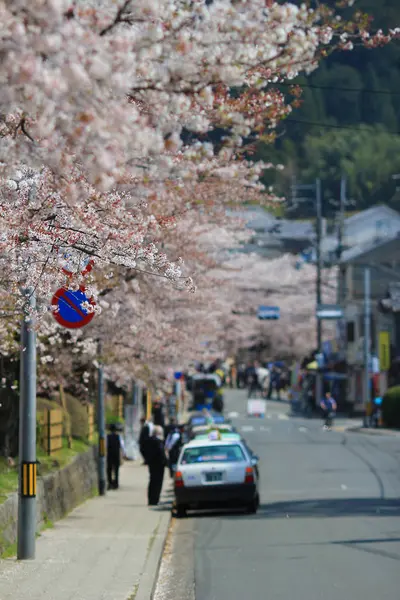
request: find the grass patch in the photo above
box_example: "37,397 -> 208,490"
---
0,460 -> 18,505
0,541 -> 17,559
127,584 -> 139,599
0,437 -> 93,505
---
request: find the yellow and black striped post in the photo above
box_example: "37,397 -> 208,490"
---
99,437 -> 106,458
21,462 -> 37,498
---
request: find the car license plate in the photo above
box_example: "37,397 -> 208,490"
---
205,472 -> 223,482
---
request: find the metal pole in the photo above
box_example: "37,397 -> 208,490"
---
97,341 -> 106,495
337,176 -> 346,304
364,267 -> 371,425
315,179 -> 323,405
17,288 -> 37,560
316,178 -> 323,350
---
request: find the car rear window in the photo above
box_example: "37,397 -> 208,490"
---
181,445 -> 246,464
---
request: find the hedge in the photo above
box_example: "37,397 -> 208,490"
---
382,386 -> 400,429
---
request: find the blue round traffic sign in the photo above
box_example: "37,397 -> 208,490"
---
52,287 -> 95,329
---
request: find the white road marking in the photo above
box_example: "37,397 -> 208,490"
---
260,426 -> 271,432
298,427 -> 308,433
278,413 -> 289,420
240,425 -> 254,432
267,414 -> 272,419
341,484 -> 347,490
228,411 -> 239,419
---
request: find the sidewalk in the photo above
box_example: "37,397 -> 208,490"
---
0,462 -> 172,600
332,418 -> 400,436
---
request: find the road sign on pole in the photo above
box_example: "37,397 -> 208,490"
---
257,306 -> 280,320
316,304 -> 343,320
51,287 -> 95,329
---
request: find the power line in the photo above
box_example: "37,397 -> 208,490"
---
283,118 -> 400,135
277,80 -> 400,96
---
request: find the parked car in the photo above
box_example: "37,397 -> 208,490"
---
190,424 -> 236,439
173,438 -> 260,517
192,431 -> 259,478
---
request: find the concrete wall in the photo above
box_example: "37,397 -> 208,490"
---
0,446 -> 97,554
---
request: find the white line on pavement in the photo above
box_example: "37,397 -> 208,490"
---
267,414 -> 272,419
298,427 -> 308,432
228,411 -> 239,419
240,425 -> 255,432
260,426 -> 271,432
278,413 -> 289,420
341,484 -> 347,490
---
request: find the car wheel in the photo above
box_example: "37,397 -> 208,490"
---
246,495 -> 259,515
176,504 -> 187,518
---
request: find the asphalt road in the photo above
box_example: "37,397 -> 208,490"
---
154,389 -> 400,600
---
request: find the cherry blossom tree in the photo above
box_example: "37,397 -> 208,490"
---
0,0 -> 398,399
204,252 -> 338,360
2,0 -> 397,311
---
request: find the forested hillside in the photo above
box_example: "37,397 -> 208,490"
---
257,0 -> 400,216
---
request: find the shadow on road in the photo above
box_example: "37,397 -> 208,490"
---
243,497 -> 400,519
181,497 -> 400,520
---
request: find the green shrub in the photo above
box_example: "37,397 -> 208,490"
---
105,406 -> 124,427
382,386 -> 400,429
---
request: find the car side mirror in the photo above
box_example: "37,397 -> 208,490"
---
251,456 -> 259,466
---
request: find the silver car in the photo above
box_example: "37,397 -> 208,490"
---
174,439 -> 260,517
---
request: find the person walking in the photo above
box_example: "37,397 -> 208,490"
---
146,425 -> 167,506
268,365 -> 281,400
107,424 -> 122,490
152,397 -> 165,428
247,361 -> 262,398
165,420 -> 182,478
139,417 -> 154,465
320,391 -> 337,431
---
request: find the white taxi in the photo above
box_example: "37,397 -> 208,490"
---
174,438 -> 260,517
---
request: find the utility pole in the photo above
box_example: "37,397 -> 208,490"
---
337,176 -> 346,304
363,267 -> 371,425
97,340 -> 106,495
315,178 -> 324,405
17,288 -> 37,560
315,178 -> 322,351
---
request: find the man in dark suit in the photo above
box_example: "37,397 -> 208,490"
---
107,424 -> 121,489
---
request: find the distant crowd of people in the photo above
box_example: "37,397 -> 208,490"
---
235,361 -> 290,400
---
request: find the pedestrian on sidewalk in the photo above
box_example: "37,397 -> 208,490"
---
267,365 -> 281,401
165,419 -> 182,478
152,396 -> 165,428
146,425 -> 167,506
107,424 -> 122,490
320,391 -> 337,431
139,417 -> 154,465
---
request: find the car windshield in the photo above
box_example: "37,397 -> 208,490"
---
181,444 -> 246,464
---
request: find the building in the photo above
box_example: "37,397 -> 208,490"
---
340,232 -> 400,411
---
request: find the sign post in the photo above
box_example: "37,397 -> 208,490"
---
97,341 -> 106,496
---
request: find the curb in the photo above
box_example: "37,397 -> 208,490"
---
345,426 -> 400,437
135,507 -> 171,600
